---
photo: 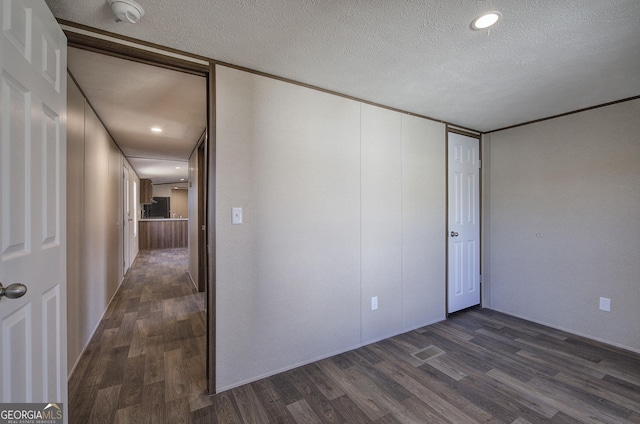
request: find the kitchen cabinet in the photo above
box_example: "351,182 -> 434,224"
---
139,218 -> 187,250
140,178 -> 153,204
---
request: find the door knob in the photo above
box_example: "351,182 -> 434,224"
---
0,282 -> 27,300
450,231 -> 459,237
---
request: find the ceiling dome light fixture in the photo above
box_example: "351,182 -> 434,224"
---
471,11 -> 501,30
107,0 -> 145,24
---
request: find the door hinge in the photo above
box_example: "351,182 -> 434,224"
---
478,159 -> 482,169
479,275 -> 483,283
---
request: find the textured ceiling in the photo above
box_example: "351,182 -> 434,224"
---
67,47 -> 206,184
49,0 -> 640,132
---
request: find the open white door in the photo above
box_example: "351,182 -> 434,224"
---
447,132 -> 480,313
123,165 -> 130,274
0,0 -> 67,412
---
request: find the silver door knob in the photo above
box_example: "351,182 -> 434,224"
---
450,231 -> 459,237
0,282 -> 27,300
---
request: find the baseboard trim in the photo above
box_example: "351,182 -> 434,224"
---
187,270 -> 198,291
215,316 -> 446,393
67,251 -> 142,380
485,307 -> 640,355
67,275 -> 126,380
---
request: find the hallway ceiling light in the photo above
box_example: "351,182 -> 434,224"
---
151,127 -> 162,132
471,12 -> 501,30
107,0 -> 145,24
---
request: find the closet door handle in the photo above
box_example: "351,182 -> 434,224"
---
0,282 -> 27,300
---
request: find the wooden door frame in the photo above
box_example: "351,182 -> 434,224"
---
445,126 -> 483,317
59,21 -> 217,393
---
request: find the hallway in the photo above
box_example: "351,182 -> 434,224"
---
68,248 -> 210,423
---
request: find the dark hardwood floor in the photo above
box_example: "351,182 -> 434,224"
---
68,248 -> 209,423
69,249 -> 640,423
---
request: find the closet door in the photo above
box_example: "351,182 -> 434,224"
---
447,132 -> 480,313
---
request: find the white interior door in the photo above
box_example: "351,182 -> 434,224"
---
123,166 -> 130,274
447,132 -> 480,313
0,0 -> 67,407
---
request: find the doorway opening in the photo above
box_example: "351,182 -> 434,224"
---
63,25 -> 215,393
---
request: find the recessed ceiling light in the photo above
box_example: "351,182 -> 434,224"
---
151,127 -> 162,133
471,12 -> 501,30
175,166 -> 181,169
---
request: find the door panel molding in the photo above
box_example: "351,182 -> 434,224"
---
0,0 -> 67,404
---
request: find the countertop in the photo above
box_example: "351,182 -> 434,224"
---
139,218 -> 188,221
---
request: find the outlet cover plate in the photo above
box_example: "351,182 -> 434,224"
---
599,297 -> 611,312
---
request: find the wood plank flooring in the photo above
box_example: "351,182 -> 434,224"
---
69,249 -> 640,423
68,248 -> 208,424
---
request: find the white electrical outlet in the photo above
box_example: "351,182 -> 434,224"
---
599,297 -> 611,312
371,296 -> 378,311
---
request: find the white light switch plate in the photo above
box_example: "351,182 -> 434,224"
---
599,297 -> 611,312
232,207 -> 243,225
371,296 -> 378,311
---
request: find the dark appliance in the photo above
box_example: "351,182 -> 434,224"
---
143,196 -> 170,218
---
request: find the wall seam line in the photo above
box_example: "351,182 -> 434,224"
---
359,101 -> 363,345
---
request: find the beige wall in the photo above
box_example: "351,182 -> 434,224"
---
171,189 -> 188,218
401,114 -> 447,328
216,65 -> 446,391
107,136 -> 123,295
483,98 -> 640,352
152,183 -> 172,197
67,74 -> 139,374
66,75 -> 85,373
